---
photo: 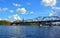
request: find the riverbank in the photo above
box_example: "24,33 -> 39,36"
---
0,20 -> 11,25
0,20 -> 60,26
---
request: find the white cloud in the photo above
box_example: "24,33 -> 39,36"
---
2,8 -> 8,11
16,8 -> 26,14
13,3 -> 21,7
49,11 -> 54,16
42,0 -> 57,16
52,7 -> 60,14
9,14 -> 21,21
3,19 -> 9,21
52,7 -> 60,10
0,18 -> 1,20
12,14 -> 21,20
30,11 -> 34,14
0,8 -> 14,13
8,16 -> 11,19
42,0 -> 57,6
0,8 -> 8,11
49,13 -> 53,16
9,10 -> 14,13
0,18 -> 9,21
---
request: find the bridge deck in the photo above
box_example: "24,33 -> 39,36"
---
11,20 -> 60,24
20,20 -> 60,23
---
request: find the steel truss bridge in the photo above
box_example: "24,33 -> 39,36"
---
11,16 -> 60,26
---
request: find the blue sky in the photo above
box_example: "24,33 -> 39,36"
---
0,0 -> 60,21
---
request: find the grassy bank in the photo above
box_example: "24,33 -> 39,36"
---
0,20 -> 11,25
0,20 -> 39,26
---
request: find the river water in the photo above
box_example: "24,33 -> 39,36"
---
0,26 -> 60,38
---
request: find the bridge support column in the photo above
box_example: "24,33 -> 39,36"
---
40,24 -> 43,26
38,22 -> 43,26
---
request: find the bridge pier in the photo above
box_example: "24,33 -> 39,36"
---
39,24 -> 43,26
38,22 -> 43,26
10,23 -> 21,26
38,22 -> 52,26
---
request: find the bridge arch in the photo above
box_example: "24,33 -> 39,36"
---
42,16 -> 60,21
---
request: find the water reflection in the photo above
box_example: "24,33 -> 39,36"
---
0,26 -> 60,38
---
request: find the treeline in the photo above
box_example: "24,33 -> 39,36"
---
19,22 -> 39,26
0,20 -> 11,25
0,20 -> 39,26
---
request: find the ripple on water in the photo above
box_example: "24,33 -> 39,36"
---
0,26 -> 60,38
